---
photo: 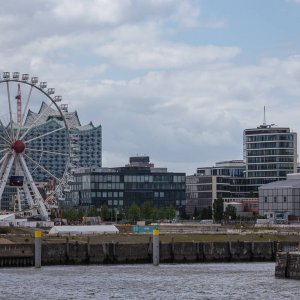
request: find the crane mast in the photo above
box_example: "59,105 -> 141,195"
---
15,83 -> 22,125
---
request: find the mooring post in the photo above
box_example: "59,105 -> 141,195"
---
35,230 -> 42,268
153,229 -> 159,266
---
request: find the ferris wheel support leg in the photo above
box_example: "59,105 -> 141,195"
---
0,154 -> 15,203
19,155 -> 49,221
16,188 -> 22,212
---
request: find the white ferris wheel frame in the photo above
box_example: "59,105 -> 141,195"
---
0,72 -> 71,220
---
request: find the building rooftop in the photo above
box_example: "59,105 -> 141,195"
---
259,174 -> 300,189
23,102 -> 97,130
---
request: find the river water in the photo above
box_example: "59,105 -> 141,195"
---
0,263 -> 299,299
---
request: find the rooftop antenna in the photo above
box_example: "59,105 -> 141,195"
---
263,106 -> 266,126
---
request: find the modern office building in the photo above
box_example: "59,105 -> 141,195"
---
65,156 -> 186,215
259,173 -> 300,223
186,160 -> 249,216
244,122 -> 297,196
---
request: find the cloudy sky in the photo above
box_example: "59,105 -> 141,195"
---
1,0 -> 300,174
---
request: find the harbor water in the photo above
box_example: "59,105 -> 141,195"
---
0,263 -> 299,299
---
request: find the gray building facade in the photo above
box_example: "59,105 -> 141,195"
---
259,173 -> 300,222
186,160 -> 247,216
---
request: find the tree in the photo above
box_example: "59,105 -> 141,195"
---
193,207 -> 199,219
213,198 -> 224,222
63,208 -> 79,223
200,207 -> 212,220
165,207 -> 176,220
86,206 -> 98,217
151,207 -> 160,221
224,205 -> 237,221
140,202 -> 153,220
127,202 -> 140,223
100,204 -> 109,221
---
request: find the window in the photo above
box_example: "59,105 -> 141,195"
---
284,196 -> 287,202
274,196 -> 277,203
264,197 -> 267,203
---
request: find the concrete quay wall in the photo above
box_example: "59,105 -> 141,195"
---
0,241 -> 280,267
275,251 -> 300,279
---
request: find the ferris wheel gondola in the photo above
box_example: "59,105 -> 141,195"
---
0,72 -> 71,220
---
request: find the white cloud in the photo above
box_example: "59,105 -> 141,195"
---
0,0 -> 300,175
95,42 -> 240,69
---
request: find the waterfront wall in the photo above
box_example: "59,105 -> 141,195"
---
275,250 -> 300,280
0,240 -> 280,267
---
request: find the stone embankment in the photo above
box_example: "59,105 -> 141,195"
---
0,240 -> 283,267
275,244 -> 300,279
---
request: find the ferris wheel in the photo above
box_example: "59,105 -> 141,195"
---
0,72 -> 71,220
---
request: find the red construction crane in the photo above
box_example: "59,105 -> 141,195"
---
15,83 -> 22,125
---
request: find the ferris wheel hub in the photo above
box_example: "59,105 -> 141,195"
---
12,140 -> 25,153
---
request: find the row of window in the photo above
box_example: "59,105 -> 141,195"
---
264,196 -> 287,203
247,163 -> 294,170
91,191 -> 124,198
91,183 -> 124,189
245,134 -> 293,142
91,175 -> 120,183
246,142 -> 293,149
245,129 -> 290,135
247,157 -> 294,163
107,199 -> 124,206
247,171 -> 288,177
247,149 -> 294,156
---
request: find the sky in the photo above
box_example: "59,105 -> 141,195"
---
1,0 -> 300,175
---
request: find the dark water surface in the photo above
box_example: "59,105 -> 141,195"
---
0,263 -> 299,299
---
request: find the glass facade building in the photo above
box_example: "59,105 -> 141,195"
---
65,157 -> 186,214
244,125 -> 297,195
23,102 -> 102,181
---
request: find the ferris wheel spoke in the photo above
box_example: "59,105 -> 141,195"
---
24,126 -> 65,144
0,134 -> 11,145
0,154 -> 14,199
16,85 -> 33,140
0,153 -> 9,166
23,152 -> 61,182
0,120 -> 12,143
0,148 -> 9,155
25,147 -> 68,156
6,81 -> 14,141
20,101 -> 55,140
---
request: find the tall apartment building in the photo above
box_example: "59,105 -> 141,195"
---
244,123 -> 297,196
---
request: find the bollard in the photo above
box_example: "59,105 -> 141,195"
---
35,230 -> 42,268
153,229 -> 159,266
